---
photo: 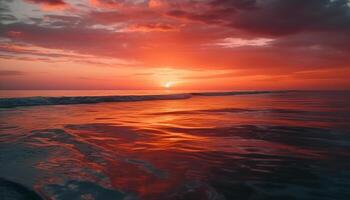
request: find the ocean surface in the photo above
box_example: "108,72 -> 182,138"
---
0,90 -> 350,200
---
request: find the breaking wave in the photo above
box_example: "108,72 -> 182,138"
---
0,91 -> 290,108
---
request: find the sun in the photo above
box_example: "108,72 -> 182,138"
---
164,82 -> 173,89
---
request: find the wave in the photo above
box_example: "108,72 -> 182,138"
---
0,178 -> 42,200
0,91 -> 290,108
190,90 -> 290,96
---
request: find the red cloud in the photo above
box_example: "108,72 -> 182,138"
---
1,0 -> 350,89
89,0 -> 122,8
127,23 -> 178,32
25,0 -> 67,10
26,0 -> 66,5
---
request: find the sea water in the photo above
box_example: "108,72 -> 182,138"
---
0,90 -> 349,199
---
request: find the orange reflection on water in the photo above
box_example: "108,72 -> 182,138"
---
1,92 -> 349,199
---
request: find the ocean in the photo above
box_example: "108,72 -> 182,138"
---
0,90 -> 350,200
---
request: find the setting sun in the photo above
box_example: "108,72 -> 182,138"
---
163,82 -> 173,89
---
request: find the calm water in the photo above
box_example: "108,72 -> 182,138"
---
0,91 -> 350,200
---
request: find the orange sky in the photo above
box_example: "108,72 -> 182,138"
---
0,0 -> 350,90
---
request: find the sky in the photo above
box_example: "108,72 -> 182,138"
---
0,0 -> 350,90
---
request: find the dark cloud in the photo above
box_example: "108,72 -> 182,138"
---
0,70 -> 24,76
231,0 -> 350,36
167,9 -> 233,24
167,0 -> 350,36
91,0 -> 149,7
0,0 -> 349,75
89,10 -> 159,25
0,0 -> 11,14
209,0 -> 256,9
141,23 -> 175,30
25,0 -> 66,6
272,32 -> 350,51
45,15 -> 81,21
0,14 -> 16,23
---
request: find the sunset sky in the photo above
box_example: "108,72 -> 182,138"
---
0,0 -> 350,90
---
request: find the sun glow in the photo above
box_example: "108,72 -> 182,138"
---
164,82 -> 173,89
